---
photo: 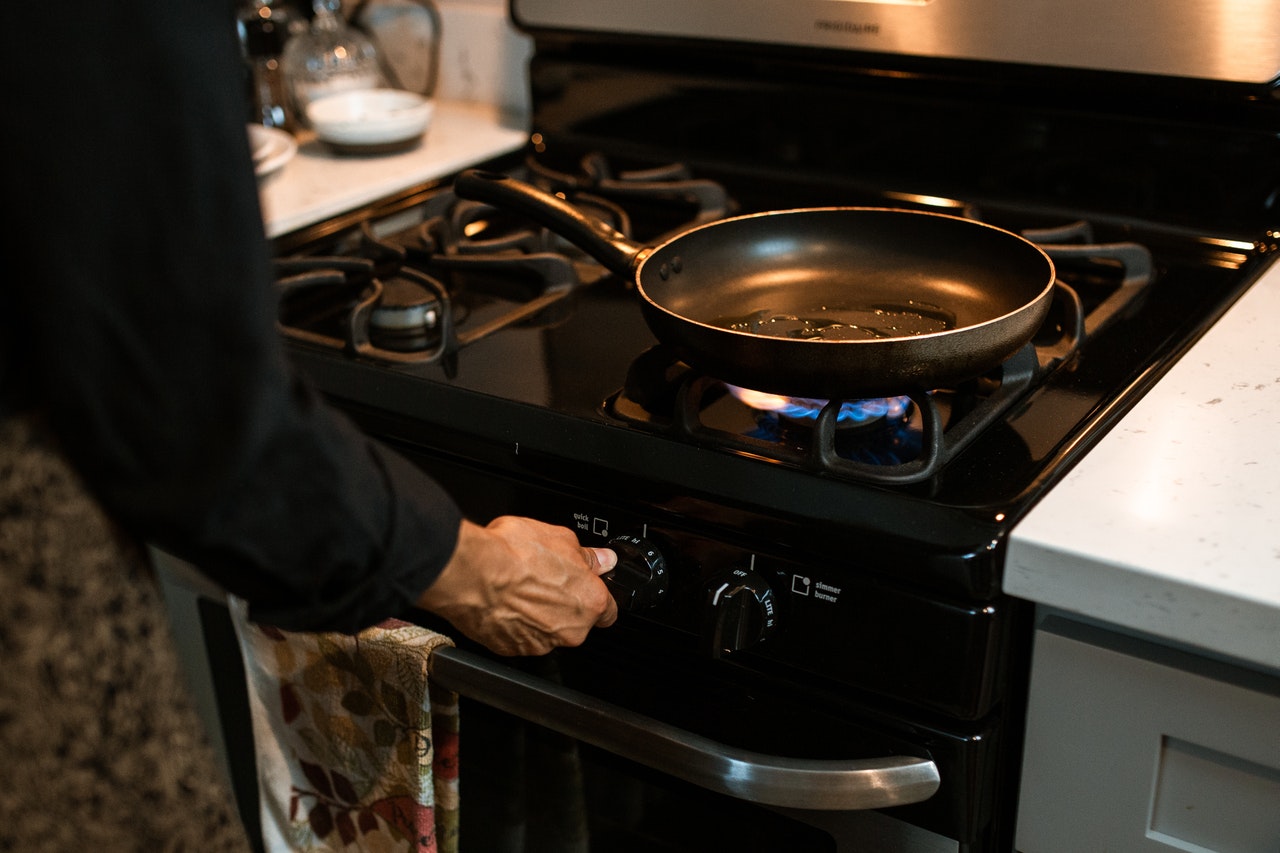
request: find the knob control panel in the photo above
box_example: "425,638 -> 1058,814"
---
602,534 -> 670,610
705,566 -> 777,657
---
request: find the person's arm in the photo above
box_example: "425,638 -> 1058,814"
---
5,0 -> 616,646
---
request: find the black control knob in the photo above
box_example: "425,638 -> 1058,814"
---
705,567 -> 777,657
603,534 -> 670,610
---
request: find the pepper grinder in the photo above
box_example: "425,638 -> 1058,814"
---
280,0 -> 387,127
238,0 -> 298,132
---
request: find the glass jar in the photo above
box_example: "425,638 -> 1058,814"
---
349,0 -> 442,99
280,0 -> 387,127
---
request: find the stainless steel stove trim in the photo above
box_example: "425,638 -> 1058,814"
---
511,0 -> 1280,84
771,805 -> 961,853
429,644 -> 942,811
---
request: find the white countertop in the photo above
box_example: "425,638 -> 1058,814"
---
257,99 -> 528,238
1006,257 -> 1280,673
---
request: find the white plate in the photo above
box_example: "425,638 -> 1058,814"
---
246,124 -> 297,179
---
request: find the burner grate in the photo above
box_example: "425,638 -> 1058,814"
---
272,156 -> 734,368
605,219 -> 1158,485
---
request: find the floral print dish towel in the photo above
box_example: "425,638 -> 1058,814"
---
229,597 -> 459,853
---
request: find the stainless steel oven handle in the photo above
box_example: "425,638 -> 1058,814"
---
430,645 -> 941,811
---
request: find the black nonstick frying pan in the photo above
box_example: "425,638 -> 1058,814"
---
455,170 -> 1057,399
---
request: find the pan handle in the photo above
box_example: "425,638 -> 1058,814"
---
454,169 -> 649,278
429,644 -> 941,811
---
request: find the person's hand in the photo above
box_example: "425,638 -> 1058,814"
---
416,516 -> 619,656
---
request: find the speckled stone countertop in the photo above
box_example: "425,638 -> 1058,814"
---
1006,257 -> 1280,672
257,100 -> 528,238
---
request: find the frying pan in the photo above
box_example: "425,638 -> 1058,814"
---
455,170 -> 1056,399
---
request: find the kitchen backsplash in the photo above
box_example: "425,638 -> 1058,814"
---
433,0 -> 532,113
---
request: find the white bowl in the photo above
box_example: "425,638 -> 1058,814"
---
307,88 -> 434,150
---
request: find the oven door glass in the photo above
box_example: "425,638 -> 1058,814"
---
432,634 -> 971,853
461,700 -> 838,852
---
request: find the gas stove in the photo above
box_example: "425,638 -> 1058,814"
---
269,6 -> 1278,850
275,145 -> 1268,554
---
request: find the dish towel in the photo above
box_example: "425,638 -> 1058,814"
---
229,597 -> 459,853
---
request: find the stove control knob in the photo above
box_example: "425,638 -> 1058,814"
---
603,534 -> 669,611
705,567 -> 777,657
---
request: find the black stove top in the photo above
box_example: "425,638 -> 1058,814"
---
273,42 -> 1277,605
276,153 -> 1269,598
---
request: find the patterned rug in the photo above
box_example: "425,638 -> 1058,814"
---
0,417 -> 251,852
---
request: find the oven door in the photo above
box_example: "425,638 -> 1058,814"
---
430,629 -> 973,853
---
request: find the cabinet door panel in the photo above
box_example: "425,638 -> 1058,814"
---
1015,623 -> 1280,853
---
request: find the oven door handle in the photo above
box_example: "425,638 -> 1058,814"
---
429,645 -> 941,811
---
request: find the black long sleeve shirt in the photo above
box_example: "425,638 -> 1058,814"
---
3,0 -> 461,633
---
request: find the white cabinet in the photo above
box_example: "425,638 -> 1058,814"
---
1015,616 -> 1280,853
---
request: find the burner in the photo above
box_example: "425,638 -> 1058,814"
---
607,342 -> 1052,484
525,153 -> 735,241
413,179 -> 632,289
726,385 -> 912,427
445,199 -> 545,254
722,384 -> 922,466
368,275 -> 443,352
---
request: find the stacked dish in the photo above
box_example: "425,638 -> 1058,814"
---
247,124 -> 298,179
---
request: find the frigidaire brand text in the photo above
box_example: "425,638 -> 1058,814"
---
814,19 -> 881,35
